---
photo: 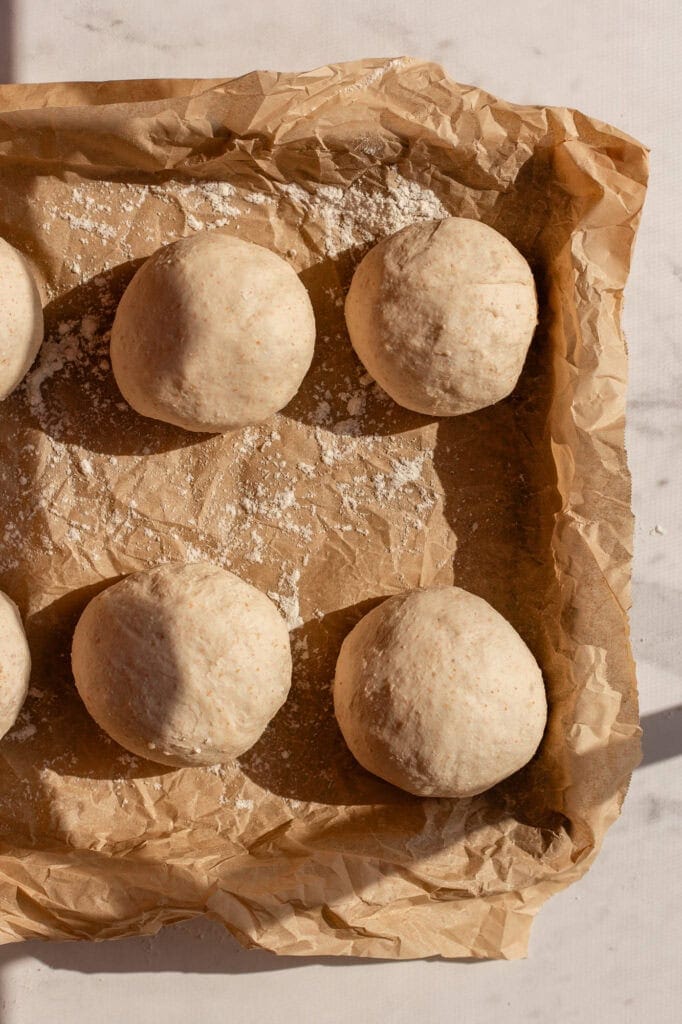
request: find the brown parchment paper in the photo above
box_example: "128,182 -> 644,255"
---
0,58 -> 647,959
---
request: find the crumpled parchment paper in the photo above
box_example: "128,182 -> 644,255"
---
0,58 -> 647,958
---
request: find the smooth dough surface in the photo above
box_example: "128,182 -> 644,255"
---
334,586 -> 547,798
110,232 -> 316,432
72,562 -> 292,767
0,237 -> 44,401
0,590 -> 31,740
345,218 -> 537,416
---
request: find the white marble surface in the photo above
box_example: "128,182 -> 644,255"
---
1,2 -> 680,1022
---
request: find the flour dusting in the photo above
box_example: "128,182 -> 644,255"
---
0,164 -> 456,819
278,169 -> 449,258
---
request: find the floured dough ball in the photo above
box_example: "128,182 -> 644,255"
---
0,237 -> 44,401
110,232 -> 316,432
334,586 -> 547,798
71,562 -> 292,767
0,591 -> 31,740
345,218 -> 537,416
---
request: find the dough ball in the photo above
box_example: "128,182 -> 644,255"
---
110,232 -> 316,432
0,237 -> 44,401
71,562 -> 292,767
345,218 -> 537,416
334,586 -> 547,798
0,590 -> 31,740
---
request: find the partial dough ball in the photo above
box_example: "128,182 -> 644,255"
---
345,218 -> 537,416
0,238 -> 44,401
72,562 -> 292,767
111,232 -> 316,432
334,586 -> 547,798
0,591 -> 31,740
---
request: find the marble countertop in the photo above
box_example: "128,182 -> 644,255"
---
1,2 -> 680,1022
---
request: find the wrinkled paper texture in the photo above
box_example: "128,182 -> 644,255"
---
0,59 -> 647,958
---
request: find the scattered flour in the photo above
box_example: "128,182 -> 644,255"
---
268,567 -> 303,630
59,211 -> 118,242
278,168 -> 449,258
389,453 -> 428,489
0,165 -> 453,822
5,722 -> 37,743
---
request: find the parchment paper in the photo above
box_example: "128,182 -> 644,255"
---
0,58 -> 647,959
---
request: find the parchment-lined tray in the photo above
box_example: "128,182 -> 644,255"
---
0,58 -> 646,958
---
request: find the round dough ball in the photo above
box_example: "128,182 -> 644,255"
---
334,586 -> 547,798
110,232 -> 316,432
71,562 -> 292,767
0,237 -> 44,401
0,590 -> 31,740
345,218 -> 537,416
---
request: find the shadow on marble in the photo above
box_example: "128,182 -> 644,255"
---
640,705 -> 682,767
0,0 -> 13,83
0,916 -> 485,975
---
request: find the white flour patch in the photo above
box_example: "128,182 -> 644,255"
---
278,169 -> 449,258
268,566 -> 303,630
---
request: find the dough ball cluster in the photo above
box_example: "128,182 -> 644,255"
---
8,219 -> 547,797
